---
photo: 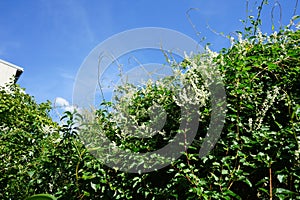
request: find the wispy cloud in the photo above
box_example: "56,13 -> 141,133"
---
60,71 -> 75,80
40,0 -> 95,43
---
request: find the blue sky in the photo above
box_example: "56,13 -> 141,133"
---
0,0 -> 298,117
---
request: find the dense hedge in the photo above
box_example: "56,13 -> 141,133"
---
0,14 -> 299,200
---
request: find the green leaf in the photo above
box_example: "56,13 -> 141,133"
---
223,189 -> 242,200
275,188 -> 296,195
90,182 -> 97,192
242,177 -> 253,187
221,169 -> 229,175
258,187 -> 269,195
82,174 -> 96,180
277,174 -> 286,183
27,171 -> 35,178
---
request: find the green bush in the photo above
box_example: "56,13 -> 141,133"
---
0,3 -> 299,199
87,28 -> 299,200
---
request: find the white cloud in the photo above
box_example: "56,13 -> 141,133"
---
55,97 -> 70,107
54,97 -> 76,112
65,105 -> 76,112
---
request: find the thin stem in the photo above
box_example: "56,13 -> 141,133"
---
269,164 -> 273,200
254,0 -> 265,35
246,0 -> 249,26
271,1 -> 282,31
293,0 -> 299,17
186,7 -> 205,43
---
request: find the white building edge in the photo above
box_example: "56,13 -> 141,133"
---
0,59 -> 23,86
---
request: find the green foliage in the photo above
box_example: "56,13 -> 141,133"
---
105,83 -> 181,153
75,27 -> 299,199
0,84 -> 106,199
26,194 -> 57,200
1,3 -> 299,199
0,83 -> 55,133
189,28 -> 300,199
